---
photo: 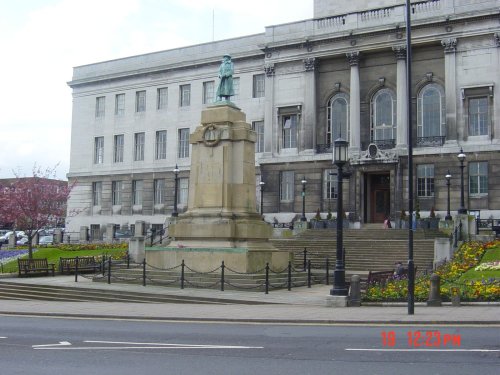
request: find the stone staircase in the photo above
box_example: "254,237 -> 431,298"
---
271,227 -> 447,274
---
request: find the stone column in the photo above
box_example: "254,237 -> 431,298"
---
347,52 -> 360,152
135,220 -> 146,236
105,223 -> 115,243
393,46 -> 408,150
303,57 -> 318,153
442,38 -> 458,143
79,226 -> 88,243
54,228 -> 63,244
263,63 -> 275,156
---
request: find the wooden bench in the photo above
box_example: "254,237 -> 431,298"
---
18,258 -> 55,277
366,270 -> 395,285
59,256 -> 101,274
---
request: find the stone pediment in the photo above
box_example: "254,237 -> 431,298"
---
350,143 -> 399,164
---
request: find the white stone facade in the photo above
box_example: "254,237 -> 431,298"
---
67,0 -> 500,239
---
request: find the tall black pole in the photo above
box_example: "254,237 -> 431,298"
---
301,177 -> 307,222
259,181 -> 265,215
445,171 -> 452,221
331,164 -> 347,296
458,149 -> 467,214
406,0 -> 415,315
172,165 -> 179,217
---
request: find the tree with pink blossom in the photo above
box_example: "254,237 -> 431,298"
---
0,166 -> 75,259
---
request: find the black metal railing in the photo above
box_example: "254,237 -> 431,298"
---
361,139 -> 396,150
316,143 -> 333,154
416,136 -> 445,147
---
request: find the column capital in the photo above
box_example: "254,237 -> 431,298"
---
392,45 -> 407,60
441,38 -> 458,53
303,57 -> 318,72
494,33 -> 500,47
346,51 -> 360,66
264,63 -> 275,77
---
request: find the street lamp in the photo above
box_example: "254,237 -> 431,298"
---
301,177 -> 307,222
172,165 -> 180,217
259,181 -> 265,215
457,148 -> 467,214
445,170 -> 452,221
330,137 -> 349,296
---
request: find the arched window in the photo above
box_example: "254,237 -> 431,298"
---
371,88 -> 396,142
327,93 -> 349,145
417,83 -> 445,137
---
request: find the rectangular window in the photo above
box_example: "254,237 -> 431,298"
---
155,130 -> 167,160
94,137 -> 104,164
178,128 -> 190,158
324,170 -> 338,199
112,181 -> 123,205
157,87 -> 168,110
115,94 -> 125,116
417,164 -> 435,197
113,134 -> 124,163
95,96 -> 105,118
468,97 -> 489,136
252,121 -> 264,153
136,90 -> 146,112
469,161 -> 488,195
178,178 -> 189,205
92,181 -> 102,206
280,171 -> 294,201
203,81 -> 215,104
282,114 -> 297,149
180,84 -> 191,107
134,132 -> 145,161
252,74 -> 265,98
132,180 -> 143,205
154,179 -> 165,204
232,77 -> 240,100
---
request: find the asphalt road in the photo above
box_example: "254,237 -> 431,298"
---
0,316 -> 498,375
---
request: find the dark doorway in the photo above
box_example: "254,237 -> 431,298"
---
369,174 -> 390,223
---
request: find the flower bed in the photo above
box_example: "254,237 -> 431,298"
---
364,240 -> 500,302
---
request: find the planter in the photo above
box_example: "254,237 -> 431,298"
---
398,219 -> 409,229
311,220 -> 325,229
428,218 -> 440,229
325,220 -> 337,228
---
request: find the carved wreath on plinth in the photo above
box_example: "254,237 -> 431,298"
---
202,124 -> 221,147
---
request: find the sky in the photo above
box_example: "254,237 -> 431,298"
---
0,0 -> 313,180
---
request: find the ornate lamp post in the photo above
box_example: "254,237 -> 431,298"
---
172,165 -> 179,217
259,181 -> 265,215
300,177 -> 307,222
457,148 -> 467,214
445,170 -> 452,221
330,137 -> 349,296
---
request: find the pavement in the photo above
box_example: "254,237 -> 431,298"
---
0,275 -> 499,325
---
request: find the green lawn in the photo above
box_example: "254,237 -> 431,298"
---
0,247 -> 127,274
458,245 -> 500,282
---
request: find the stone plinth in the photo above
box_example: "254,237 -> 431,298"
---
147,104 -> 290,273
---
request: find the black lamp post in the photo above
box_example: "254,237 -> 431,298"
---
445,170 -> 452,221
330,137 -> 349,296
172,165 -> 179,217
301,177 -> 307,221
457,148 -> 467,214
259,181 -> 265,215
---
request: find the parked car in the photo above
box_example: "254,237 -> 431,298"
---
115,229 -> 133,239
16,236 -> 29,246
38,235 -> 54,245
0,231 -> 26,245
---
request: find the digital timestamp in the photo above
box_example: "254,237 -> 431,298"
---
381,330 -> 461,348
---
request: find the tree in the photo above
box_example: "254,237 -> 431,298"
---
0,166 -> 74,259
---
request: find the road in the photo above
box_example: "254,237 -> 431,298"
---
0,316 -> 498,375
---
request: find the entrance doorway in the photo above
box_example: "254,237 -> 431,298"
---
368,174 -> 390,223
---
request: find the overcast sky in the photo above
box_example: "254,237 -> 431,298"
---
0,0 -> 312,179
